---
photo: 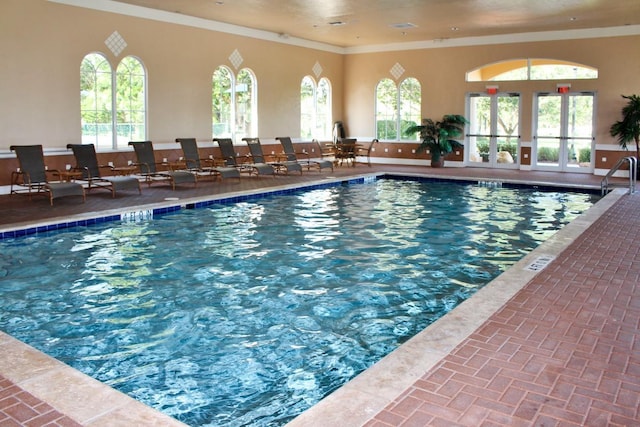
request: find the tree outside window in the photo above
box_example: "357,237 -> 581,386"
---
212,66 -> 256,141
300,76 -> 332,140
81,53 -> 146,149
116,57 -> 146,147
376,77 -> 421,140
81,53 -> 113,148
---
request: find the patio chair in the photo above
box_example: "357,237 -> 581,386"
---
10,145 -> 85,205
243,137 -> 303,175
175,138 -> 241,180
335,138 -> 358,167
314,140 -> 338,164
214,138 -> 275,176
276,136 -> 333,172
128,141 -> 197,190
354,139 -> 378,167
66,144 -> 141,197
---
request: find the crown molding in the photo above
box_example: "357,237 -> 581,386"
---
50,0 -> 640,55
48,0 -> 344,53
345,25 -> 640,54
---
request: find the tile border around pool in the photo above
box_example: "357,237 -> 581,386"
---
0,172 -> 599,240
0,176 -> 373,239
0,174 -> 614,427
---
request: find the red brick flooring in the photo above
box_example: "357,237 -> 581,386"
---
0,375 -> 81,427
1,165 -> 638,426
364,192 -> 640,426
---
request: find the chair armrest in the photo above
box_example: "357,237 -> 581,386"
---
296,150 -> 311,160
131,161 -> 153,174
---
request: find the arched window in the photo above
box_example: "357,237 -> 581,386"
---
300,76 -> 332,139
317,78 -> 331,139
116,56 -> 146,146
212,66 -> 232,137
80,53 -> 147,149
212,66 -> 257,141
300,76 -> 314,138
376,77 -> 421,140
81,53 -> 113,148
399,78 -> 421,141
467,59 -> 598,82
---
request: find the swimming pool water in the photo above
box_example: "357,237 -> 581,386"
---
0,179 -> 598,426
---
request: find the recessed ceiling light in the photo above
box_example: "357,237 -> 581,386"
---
451,26 -> 459,31
390,23 -> 417,29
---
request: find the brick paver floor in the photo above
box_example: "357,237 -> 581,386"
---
0,166 -> 637,426
0,375 -> 82,427
365,192 -> 640,426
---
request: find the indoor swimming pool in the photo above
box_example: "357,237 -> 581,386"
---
0,178 -> 600,426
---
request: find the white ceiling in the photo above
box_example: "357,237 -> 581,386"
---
104,0 -> 640,48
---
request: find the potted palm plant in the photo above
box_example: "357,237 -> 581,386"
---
610,94 -> 640,170
405,115 -> 468,167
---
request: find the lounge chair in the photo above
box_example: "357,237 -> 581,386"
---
276,136 -> 333,172
243,137 -> 303,175
128,141 -> 197,189
175,138 -> 241,180
214,138 -> 275,177
354,139 -> 378,167
10,145 -> 85,205
66,144 -> 141,197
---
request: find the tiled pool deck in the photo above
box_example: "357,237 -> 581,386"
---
1,165 -> 638,426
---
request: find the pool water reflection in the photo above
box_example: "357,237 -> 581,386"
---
0,179 -> 599,426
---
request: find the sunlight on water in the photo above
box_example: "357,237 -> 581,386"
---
0,179 -> 598,426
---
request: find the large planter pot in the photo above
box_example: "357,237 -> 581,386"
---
430,152 -> 445,168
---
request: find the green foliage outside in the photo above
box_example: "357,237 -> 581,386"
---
376,77 -> 421,140
377,120 -> 418,140
579,148 -> 591,163
537,147 -> 559,162
476,141 -> 518,159
80,54 -> 146,145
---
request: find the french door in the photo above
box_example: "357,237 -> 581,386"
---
533,92 -> 595,172
467,93 -> 520,168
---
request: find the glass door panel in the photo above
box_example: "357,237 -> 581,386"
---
467,94 -> 490,165
534,92 -> 594,172
495,95 -> 519,166
566,94 -> 594,170
467,93 -> 520,168
468,135 -> 490,164
535,94 -> 562,168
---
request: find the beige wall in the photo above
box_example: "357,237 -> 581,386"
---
0,0 -> 344,148
1,0 -> 639,174
344,37 -> 640,143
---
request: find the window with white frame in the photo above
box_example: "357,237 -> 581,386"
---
80,53 -> 146,149
115,56 -> 146,146
375,77 -> 421,140
212,66 -> 257,141
466,58 -> 597,82
300,76 -> 332,140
